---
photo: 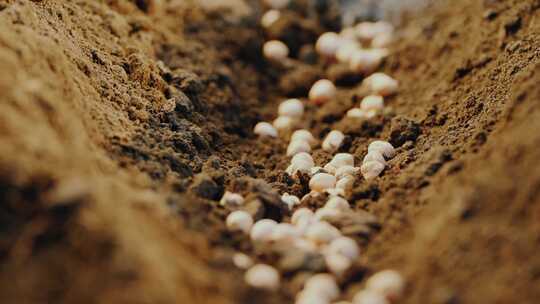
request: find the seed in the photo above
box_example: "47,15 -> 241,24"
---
304,273 -> 340,301
254,122 -> 278,137
293,238 -> 318,253
363,151 -> 386,166
233,252 -> 254,269
281,193 -> 301,210
279,98 -> 304,118
327,237 -> 360,261
349,49 -> 384,74
250,219 -> 278,242
271,223 -> 301,242
340,27 -> 357,40
316,32 -> 342,58
324,196 -> 350,212
310,166 -> 324,176
273,115 -> 294,131
363,73 -> 398,96
365,270 -> 405,301
245,264 -> 280,291
322,130 -> 345,152
291,129 -> 317,146
336,175 -> 355,190
263,0 -> 290,9
288,152 -> 315,174
226,210 -> 253,234
336,40 -> 362,63
315,207 -> 342,222
296,292 -> 331,304
292,207 -> 314,225
360,161 -> 385,180
371,32 -> 393,48
347,108 -> 367,118
329,153 -> 355,168
261,9 -> 280,28
325,253 -> 352,276
335,165 -> 359,180
263,40 -> 289,61
305,221 -> 341,244
352,289 -> 388,304
324,163 -> 337,175
368,141 -> 396,159
360,95 -> 384,111
309,79 -> 337,105
309,173 -> 337,192
220,191 -> 245,207
287,140 -> 312,156
355,21 -> 393,42
325,188 -> 345,197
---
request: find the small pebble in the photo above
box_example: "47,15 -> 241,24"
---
325,196 -> 351,212
368,141 -> 396,159
325,253 -> 352,276
287,140 -> 312,156
304,273 -> 340,301
336,40 -> 362,63
315,207 -> 342,222
322,130 -> 345,152
233,252 -> 254,269
326,237 -> 360,261
363,73 -> 398,96
264,40 -> 290,61
291,129 -> 317,146
324,163 -> 337,175
355,21 -> 393,42
226,210 -> 253,234
336,176 -> 355,190
329,153 -> 355,168
273,115 -> 294,131
245,264 -> 280,291
335,165 -> 359,180
261,9 -> 281,28
360,161 -> 385,180
349,49 -> 385,74
347,108 -> 368,119
310,173 -> 337,192
271,223 -> 302,242
316,32 -> 342,58
279,98 -> 304,118
360,95 -> 384,111
250,219 -> 278,242
254,122 -> 278,137
309,79 -> 337,105
292,207 -> 315,225
220,191 -> 245,207
305,221 -> 341,244
288,152 -> 315,174
363,151 -> 386,166
281,193 -> 301,210
371,32 -> 393,48
365,270 -> 405,301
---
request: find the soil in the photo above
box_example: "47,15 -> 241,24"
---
0,0 -> 539,303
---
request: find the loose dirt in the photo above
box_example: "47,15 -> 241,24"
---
0,0 -> 539,303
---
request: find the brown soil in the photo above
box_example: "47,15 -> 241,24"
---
0,0 -> 539,303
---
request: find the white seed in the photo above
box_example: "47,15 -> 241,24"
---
329,153 -> 355,168
324,163 -> 337,175
233,252 -> 253,269
304,273 -> 340,301
365,270 -> 405,301
309,173 -> 337,192
355,21 -> 393,42
291,129 -> 317,146
263,0 -> 290,9
220,191 -> 245,207
287,140 -> 312,156
305,221 -> 341,244
349,49 -> 384,74
363,151 -> 386,166
371,32 -> 393,48
325,253 -> 352,276
245,264 -> 280,291
316,32 -> 342,58
324,196 -> 350,212
336,39 -> 361,63
250,219 -> 278,242
254,122 -> 278,137
327,237 -> 360,261
310,166 -> 324,176
273,115 -> 294,131
296,291 -> 331,304
279,98 -> 304,118
360,95 -> 384,111
325,188 -> 345,197
352,289 -> 389,304
346,108 -> 367,119
340,27 -> 357,40
309,79 -> 337,105
281,193 -> 301,210
368,140 -> 396,159
294,238 -> 319,253
226,211 -> 253,234
336,175 -> 355,190
322,130 -> 345,152
292,207 -> 314,225
363,73 -> 398,96
261,9 -> 281,28
315,207 -> 342,222
271,223 -> 301,242
360,161 -> 385,180
263,40 -> 289,61
289,152 -> 315,174
335,165 -> 359,180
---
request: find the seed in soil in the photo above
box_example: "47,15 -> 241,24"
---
261,9 -> 281,28
263,40 -> 290,61
361,161 -> 386,180
309,79 -> 337,105
287,140 -> 312,156
226,210 -> 253,234
291,129 -> 317,146
368,140 -> 396,159
279,98 -> 304,118
365,270 -> 405,301
220,191 -> 245,207
322,130 -> 345,152
254,122 -> 278,137
310,173 -> 337,192
316,32 -> 342,59
244,264 -> 280,291
362,73 -> 399,96
250,218 -> 278,242
360,95 -> 384,111
303,273 -> 340,301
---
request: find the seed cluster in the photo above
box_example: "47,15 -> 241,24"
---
224,2 -> 406,303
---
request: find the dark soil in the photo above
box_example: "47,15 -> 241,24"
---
0,0 -> 539,303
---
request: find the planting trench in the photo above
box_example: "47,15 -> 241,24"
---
0,0 -> 539,303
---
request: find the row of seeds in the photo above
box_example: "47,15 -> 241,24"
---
225,1 -> 404,303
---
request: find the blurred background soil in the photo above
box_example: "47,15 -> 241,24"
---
0,0 -> 538,303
